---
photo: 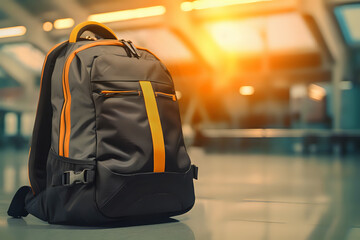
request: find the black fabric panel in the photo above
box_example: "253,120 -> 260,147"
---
25,190 -> 47,221
28,41 -> 68,195
26,150 -> 100,224
25,150 -> 195,225
7,186 -> 32,218
96,163 -> 195,219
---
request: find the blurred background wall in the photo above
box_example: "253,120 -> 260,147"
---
0,0 -> 359,154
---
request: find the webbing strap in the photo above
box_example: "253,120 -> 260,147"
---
7,186 -> 31,218
140,81 -> 165,172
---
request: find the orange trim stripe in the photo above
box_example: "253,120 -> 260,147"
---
155,92 -> 176,101
59,40 -> 125,157
27,147 -> 35,195
140,81 -> 165,172
100,90 -> 139,95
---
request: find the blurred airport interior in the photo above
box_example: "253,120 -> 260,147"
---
1,0 -> 360,154
1,0 -> 360,239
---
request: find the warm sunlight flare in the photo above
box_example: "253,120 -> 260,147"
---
239,86 -> 255,95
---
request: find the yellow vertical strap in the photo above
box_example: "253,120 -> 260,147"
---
140,81 -> 165,172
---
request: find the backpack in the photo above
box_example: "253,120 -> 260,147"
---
8,21 -> 198,225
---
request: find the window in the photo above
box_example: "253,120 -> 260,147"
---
334,4 -> 360,46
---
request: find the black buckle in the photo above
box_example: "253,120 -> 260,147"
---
62,169 -> 90,186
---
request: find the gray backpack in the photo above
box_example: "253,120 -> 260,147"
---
8,21 -> 198,225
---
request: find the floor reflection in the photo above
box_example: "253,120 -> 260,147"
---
1,146 -> 360,239
4,217 -> 195,240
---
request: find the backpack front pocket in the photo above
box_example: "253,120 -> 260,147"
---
92,81 -> 154,174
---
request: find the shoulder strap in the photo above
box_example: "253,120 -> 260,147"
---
28,41 -> 68,195
7,186 -> 32,218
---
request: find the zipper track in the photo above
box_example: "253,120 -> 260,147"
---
100,90 -> 140,97
99,90 -> 176,101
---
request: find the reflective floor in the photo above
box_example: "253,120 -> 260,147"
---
1,147 -> 360,240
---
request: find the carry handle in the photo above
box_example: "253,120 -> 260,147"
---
69,21 -> 118,43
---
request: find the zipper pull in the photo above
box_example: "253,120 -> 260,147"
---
120,39 -> 133,57
120,39 -> 138,58
127,40 -> 140,58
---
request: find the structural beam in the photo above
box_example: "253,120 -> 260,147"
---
300,0 -> 348,130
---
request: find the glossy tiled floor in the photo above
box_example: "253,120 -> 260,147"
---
1,146 -> 360,240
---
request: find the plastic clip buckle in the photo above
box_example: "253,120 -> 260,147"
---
62,169 -> 90,186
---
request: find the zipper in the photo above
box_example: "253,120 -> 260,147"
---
120,39 -> 140,58
99,90 -> 176,101
155,92 -> 177,101
100,90 -> 140,97
127,40 -> 140,58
